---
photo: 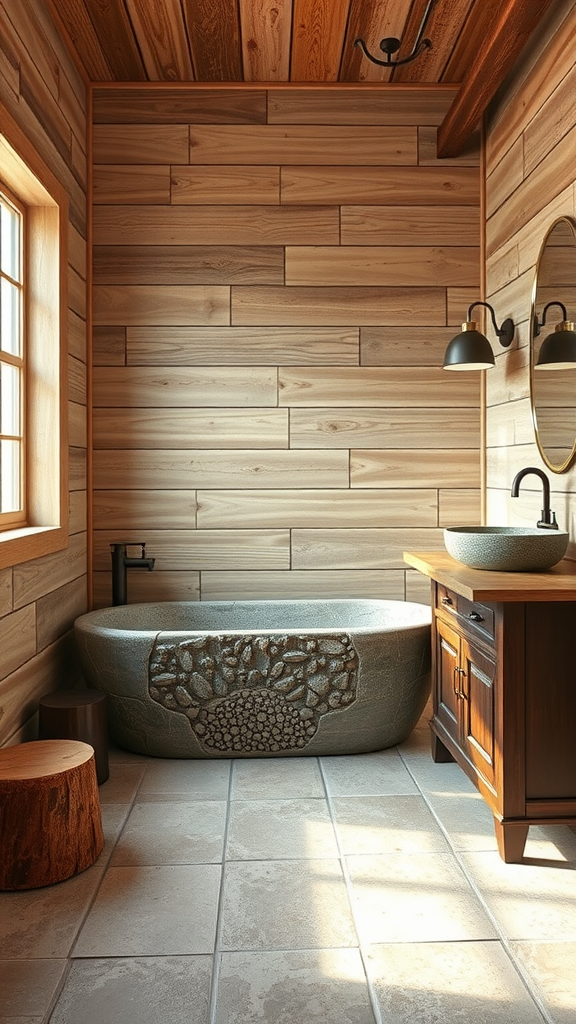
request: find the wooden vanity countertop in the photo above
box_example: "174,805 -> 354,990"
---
403,551 -> 576,602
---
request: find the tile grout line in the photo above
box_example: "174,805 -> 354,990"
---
207,758 -> 234,1024
317,756 -> 382,1024
396,743 -> 553,1024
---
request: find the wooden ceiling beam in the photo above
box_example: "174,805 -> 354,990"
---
437,0 -> 556,157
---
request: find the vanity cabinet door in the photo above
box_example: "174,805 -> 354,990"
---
459,637 -> 497,790
434,617 -> 461,749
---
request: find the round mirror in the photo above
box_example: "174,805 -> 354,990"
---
530,216 -> 576,473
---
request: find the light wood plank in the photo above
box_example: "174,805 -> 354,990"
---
486,125 -> 576,257
267,87 -> 458,124
36,576 -> 87,650
0,605 -> 36,682
171,164 -> 280,204
93,366 -> 277,408
123,0 -> 194,80
351,450 -> 481,488
285,246 -> 479,287
292,527 -> 444,570
189,124 -> 417,164
68,266 -> 86,319
92,88 -> 267,124
93,125 -> 189,163
201,569 -> 406,600
290,408 -> 480,448
92,449 -> 349,490
0,634 -> 80,746
341,205 -> 480,246
486,135 -> 524,221
92,569 -> 200,609
93,326 -> 126,366
93,529 -> 289,571
485,243 -> 520,296
93,205 -> 340,245
447,287 -> 480,326
360,327 -> 453,367
196,488 -> 438,528
232,286 -> 446,326
438,490 -> 482,527
69,447 -> 87,491
485,397 -> 534,449
92,285 -> 230,326
279,368 -> 480,408
240,0 -> 291,81
68,355 -> 86,404
291,0 -> 351,81
0,567 -> 13,616
524,60 -> 576,177
485,347 -> 530,408
93,165 -> 171,204
126,326 -> 359,365
93,408 -> 288,448
281,166 -> 480,205
340,0 -> 412,83
12,533 -> 86,609
93,490 -> 197,530
405,570 -> 432,605
93,245 -> 284,285
69,490 -> 87,535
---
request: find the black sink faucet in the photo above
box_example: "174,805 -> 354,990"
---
510,467 -> 558,529
110,542 -> 155,605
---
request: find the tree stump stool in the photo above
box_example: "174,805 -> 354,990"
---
39,689 -> 109,784
0,739 -> 104,890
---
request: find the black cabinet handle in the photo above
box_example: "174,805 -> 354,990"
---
468,611 -> 484,622
441,596 -> 453,606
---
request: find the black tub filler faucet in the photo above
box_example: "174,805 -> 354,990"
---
110,542 -> 155,605
510,467 -> 558,529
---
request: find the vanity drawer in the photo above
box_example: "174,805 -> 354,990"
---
435,584 -> 495,642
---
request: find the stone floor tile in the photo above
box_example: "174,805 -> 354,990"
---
332,794 -> 449,855
226,798 -> 338,860
510,941 -> 576,1024
0,960 -> 65,1018
137,759 -> 231,800
98,763 -> 146,805
367,941 -> 544,1023
461,851 -> 576,940
320,750 -> 419,797
347,852 -> 497,943
231,756 -> 325,800
219,859 -> 357,950
73,865 -> 221,956
49,956 -> 212,1024
110,800 -> 227,865
214,948 -> 376,1024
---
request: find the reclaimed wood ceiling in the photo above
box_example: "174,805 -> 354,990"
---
48,0 -> 552,85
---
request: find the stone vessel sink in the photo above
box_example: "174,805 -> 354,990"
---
444,526 -> 569,572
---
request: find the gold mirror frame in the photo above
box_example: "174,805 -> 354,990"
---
530,215 -> 576,473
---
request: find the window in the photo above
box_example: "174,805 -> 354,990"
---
0,187 -> 25,528
0,109 -> 69,569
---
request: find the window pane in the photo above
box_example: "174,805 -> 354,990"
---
0,276 -> 21,356
0,438 -> 21,513
0,198 -> 20,282
0,360 -> 20,436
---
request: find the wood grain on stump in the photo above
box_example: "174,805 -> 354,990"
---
0,739 -> 104,890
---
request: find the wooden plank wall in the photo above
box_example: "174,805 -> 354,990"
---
485,0 -> 576,539
92,84 -> 481,607
0,1 -> 88,745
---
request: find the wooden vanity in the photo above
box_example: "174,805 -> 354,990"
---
404,551 -> 576,862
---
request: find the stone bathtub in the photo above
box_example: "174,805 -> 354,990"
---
74,599 -> 431,758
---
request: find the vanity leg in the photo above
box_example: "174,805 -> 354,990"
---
430,731 -> 455,763
494,819 -> 529,863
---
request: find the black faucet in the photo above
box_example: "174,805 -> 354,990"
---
510,467 -> 558,529
110,543 -> 155,605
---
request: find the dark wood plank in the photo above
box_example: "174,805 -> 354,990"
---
83,0 -> 146,80
183,0 -> 243,81
392,0 -> 475,83
123,0 -> 194,81
437,0 -> 556,157
92,87 -> 267,124
93,244 -> 284,285
43,0 -> 112,80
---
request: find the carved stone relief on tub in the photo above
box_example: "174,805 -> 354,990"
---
148,633 -> 359,753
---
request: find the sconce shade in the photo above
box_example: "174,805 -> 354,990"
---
535,320 -> 576,370
442,322 -> 495,370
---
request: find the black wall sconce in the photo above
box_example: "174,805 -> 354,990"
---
534,302 -> 576,369
354,0 -> 436,68
443,302 -> 515,371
